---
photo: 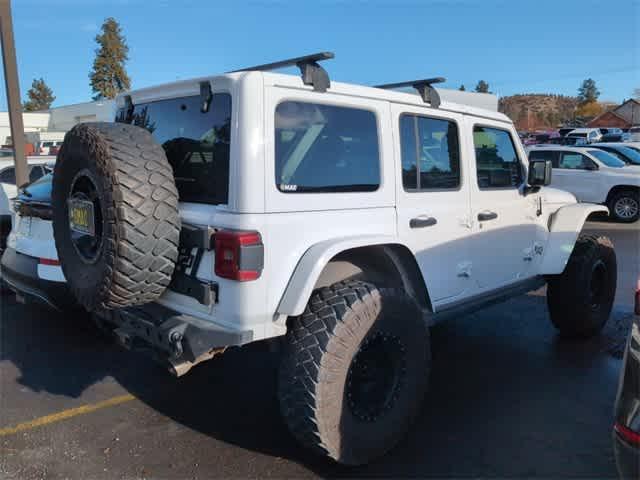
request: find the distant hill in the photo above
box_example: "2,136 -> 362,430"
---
498,94 -> 579,131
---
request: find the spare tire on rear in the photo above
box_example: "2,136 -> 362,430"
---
52,122 -> 180,311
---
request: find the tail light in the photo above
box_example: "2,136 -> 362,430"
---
615,422 -> 640,446
39,257 -> 60,266
635,280 -> 640,316
214,230 -> 263,281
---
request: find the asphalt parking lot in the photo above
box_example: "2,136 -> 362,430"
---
0,220 -> 637,479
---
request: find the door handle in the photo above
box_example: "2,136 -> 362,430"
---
410,216 -> 438,229
477,211 -> 498,222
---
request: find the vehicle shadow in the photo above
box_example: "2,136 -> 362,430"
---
0,292 -> 623,477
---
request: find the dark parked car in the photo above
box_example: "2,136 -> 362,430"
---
613,281 -> 640,479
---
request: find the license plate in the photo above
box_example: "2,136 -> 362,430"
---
68,199 -> 95,236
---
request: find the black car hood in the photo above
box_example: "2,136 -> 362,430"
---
14,173 -> 53,220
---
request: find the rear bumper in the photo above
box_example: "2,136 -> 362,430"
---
0,247 -> 75,311
613,430 -> 639,479
95,302 -> 253,376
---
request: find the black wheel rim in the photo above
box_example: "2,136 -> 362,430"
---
589,260 -> 607,310
346,332 -> 406,422
68,171 -> 103,263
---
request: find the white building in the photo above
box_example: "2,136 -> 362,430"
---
0,99 -> 116,146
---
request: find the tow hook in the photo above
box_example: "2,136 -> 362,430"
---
167,348 -> 226,377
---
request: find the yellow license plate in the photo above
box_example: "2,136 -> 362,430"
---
68,199 -> 95,236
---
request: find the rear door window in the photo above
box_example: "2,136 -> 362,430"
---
117,93 -> 232,205
275,101 -> 380,193
399,114 -> 461,190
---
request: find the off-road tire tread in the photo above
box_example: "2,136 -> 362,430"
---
53,122 -> 180,311
278,279 -> 427,464
547,234 -> 616,337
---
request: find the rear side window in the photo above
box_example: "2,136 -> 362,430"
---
117,93 -> 232,205
473,126 -> 523,189
399,114 -> 460,190
275,101 -> 380,193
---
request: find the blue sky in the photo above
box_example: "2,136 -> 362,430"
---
3,0 -> 638,110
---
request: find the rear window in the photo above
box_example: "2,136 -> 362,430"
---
117,93 -> 232,205
274,101 -> 380,193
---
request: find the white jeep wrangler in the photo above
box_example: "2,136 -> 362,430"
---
36,53 -> 617,465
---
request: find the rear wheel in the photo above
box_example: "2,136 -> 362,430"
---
608,190 -> 640,223
547,235 -> 616,338
278,280 -> 430,465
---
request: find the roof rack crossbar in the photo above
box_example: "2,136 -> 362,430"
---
232,52 -> 335,92
375,77 -> 446,108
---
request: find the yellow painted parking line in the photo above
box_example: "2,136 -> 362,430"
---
0,394 -> 135,437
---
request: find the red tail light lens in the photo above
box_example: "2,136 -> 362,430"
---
615,422 -> 640,446
39,258 -> 60,266
635,280 -> 640,316
214,230 -> 263,281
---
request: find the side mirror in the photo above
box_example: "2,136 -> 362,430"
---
528,159 -> 553,187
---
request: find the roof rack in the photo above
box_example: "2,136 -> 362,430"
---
232,52 -> 335,92
375,77 -> 446,108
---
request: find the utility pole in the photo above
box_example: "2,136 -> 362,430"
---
0,0 -> 27,187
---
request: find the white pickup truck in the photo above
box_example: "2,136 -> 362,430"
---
528,145 -> 640,222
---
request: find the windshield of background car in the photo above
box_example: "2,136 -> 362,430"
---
116,93 -> 232,205
604,146 -> 640,165
588,150 -> 626,168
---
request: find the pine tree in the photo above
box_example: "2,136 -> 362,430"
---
89,17 -> 131,100
459,84 -> 466,91
23,78 -> 55,111
475,80 -> 490,93
577,79 -> 600,105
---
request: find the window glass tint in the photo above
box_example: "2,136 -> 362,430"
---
529,149 -> 558,167
616,146 -> 640,165
559,152 -> 589,169
473,126 -> 523,188
0,167 -> 15,184
29,166 -> 44,183
275,101 -> 379,193
399,114 -> 460,190
119,94 -> 232,204
588,149 -> 625,168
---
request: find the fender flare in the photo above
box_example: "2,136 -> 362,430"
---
539,203 -> 608,275
276,235 -> 411,317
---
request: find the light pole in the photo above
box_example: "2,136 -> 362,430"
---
0,0 -> 27,187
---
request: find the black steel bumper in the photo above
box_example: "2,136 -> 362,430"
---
94,302 -> 253,376
1,247 -> 76,311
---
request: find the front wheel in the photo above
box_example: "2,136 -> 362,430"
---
547,235 -> 617,338
278,280 -> 430,465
